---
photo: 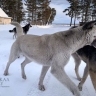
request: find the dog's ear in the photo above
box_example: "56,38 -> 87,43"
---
82,20 -> 96,30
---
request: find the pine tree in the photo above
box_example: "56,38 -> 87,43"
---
0,0 -> 25,23
15,0 -> 25,23
24,0 -> 37,22
25,0 -> 53,25
37,0 -> 52,25
63,0 -> 80,26
48,8 -> 56,24
91,0 -> 96,20
63,0 -> 96,25
63,0 -> 74,26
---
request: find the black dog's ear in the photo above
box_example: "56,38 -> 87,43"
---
82,20 -> 96,30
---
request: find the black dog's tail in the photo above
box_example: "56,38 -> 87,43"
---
9,30 -> 13,32
11,22 -> 23,38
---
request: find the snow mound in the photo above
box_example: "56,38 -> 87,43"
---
37,25 -> 52,28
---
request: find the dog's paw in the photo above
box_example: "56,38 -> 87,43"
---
4,72 -> 9,76
77,77 -> 82,81
39,85 -> 45,91
78,83 -> 82,91
22,75 -> 27,79
70,86 -> 80,96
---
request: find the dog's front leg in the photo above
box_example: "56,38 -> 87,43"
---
38,66 -> 50,91
51,66 -> 80,96
50,55 -> 80,96
78,64 -> 89,91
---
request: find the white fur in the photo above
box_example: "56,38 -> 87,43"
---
11,22 -> 24,38
4,22 -> 96,96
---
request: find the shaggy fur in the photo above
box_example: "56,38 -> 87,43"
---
70,26 -> 96,91
4,21 -> 96,96
72,46 -> 96,91
9,23 -> 32,39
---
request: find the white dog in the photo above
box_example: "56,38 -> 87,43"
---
4,21 -> 96,96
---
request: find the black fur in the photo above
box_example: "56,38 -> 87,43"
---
77,45 -> 96,61
70,20 -> 96,30
70,22 -> 96,61
9,27 -> 16,33
9,23 -> 32,34
82,20 -> 96,30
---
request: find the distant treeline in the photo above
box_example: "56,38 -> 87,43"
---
63,0 -> 96,26
0,0 -> 56,25
1,0 -> 95,26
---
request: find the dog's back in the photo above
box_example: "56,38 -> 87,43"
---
77,45 -> 96,62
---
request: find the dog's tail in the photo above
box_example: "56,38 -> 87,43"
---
11,22 -> 23,38
9,30 -> 13,32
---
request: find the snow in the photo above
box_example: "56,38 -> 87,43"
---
0,24 -> 96,96
36,25 -> 52,28
0,8 -> 8,17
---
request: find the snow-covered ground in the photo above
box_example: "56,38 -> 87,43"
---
0,24 -> 96,96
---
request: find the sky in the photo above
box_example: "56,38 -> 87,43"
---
18,0 -> 79,24
50,0 -> 80,24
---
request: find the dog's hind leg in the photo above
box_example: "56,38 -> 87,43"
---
13,33 -> 16,39
72,53 -> 81,81
51,55 -> 80,96
4,42 -> 20,75
4,57 -> 17,76
38,66 -> 50,91
21,57 -> 31,79
78,63 -> 89,91
4,53 -> 19,75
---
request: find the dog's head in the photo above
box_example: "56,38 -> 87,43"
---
82,20 -> 96,44
26,23 -> 32,28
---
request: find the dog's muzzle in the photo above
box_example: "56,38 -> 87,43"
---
30,24 -> 32,27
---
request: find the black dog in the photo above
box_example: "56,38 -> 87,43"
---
72,44 -> 96,91
71,26 -> 96,90
9,23 -> 32,39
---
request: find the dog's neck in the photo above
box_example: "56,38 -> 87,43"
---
54,27 -> 91,53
